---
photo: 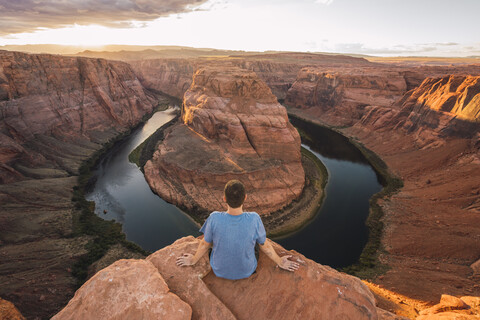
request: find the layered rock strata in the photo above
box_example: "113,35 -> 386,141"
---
360,75 -> 480,145
285,67 -> 408,126
130,52 -> 376,102
288,72 -> 480,303
52,259 -> 192,320
144,66 -> 305,215
54,236 -> 400,320
0,50 -> 156,318
0,50 -> 156,183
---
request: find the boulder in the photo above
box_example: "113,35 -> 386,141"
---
52,259 -> 191,320
147,236 -> 379,320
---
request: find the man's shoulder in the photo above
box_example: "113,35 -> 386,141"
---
208,211 -> 225,219
244,211 -> 261,220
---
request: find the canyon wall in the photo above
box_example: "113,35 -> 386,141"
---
0,50 -> 156,319
288,68 -> 480,303
129,52 -> 375,102
0,50 -> 156,183
144,66 -> 305,215
285,67 -> 408,125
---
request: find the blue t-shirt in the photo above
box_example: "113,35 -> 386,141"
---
200,211 -> 266,280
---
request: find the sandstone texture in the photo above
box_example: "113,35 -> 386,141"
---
0,298 -> 25,320
416,295 -> 480,320
56,236 -> 387,320
285,67 -> 408,125
52,259 -> 192,320
288,67 -> 480,304
395,75 -> 480,138
0,50 -> 156,319
130,52 -> 375,102
144,66 -> 305,215
0,50 -> 156,183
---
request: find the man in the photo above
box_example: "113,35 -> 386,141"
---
176,180 -> 299,279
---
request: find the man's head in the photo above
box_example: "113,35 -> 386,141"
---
224,180 -> 246,208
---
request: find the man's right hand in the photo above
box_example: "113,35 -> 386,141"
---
176,253 -> 195,267
278,255 -> 300,272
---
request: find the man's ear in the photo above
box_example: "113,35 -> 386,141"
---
245,194 -> 247,201
223,195 -> 227,203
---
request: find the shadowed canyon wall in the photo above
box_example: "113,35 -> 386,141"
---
0,50 -> 156,319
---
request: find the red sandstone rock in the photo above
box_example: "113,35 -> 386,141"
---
0,298 -> 25,320
285,67 -> 407,125
130,52 -> 375,102
416,294 -> 480,320
53,236 -> 389,319
52,259 -> 192,320
147,236 -> 379,320
395,76 -> 480,138
0,50 -> 156,183
144,66 -> 305,215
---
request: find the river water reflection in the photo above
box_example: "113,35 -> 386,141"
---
86,110 -> 382,268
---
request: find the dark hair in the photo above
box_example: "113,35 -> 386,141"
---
224,180 -> 246,208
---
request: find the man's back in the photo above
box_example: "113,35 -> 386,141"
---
200,211 -> 266,280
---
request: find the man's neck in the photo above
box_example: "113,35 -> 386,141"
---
227,206 -> 243,216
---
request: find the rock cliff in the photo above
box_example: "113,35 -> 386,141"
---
0,50 -> 156,319
144,66 -> 305,215
289,70 -> 480,305
53,236 -> 402,320
0,50 -> 156,183
285,67 -> 408,126
359,75 -> 480,147
130,52 -> 375,102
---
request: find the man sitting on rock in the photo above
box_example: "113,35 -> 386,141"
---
176,179 -> 299,279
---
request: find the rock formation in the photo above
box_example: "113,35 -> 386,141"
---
144,66 -> 305,215
130,52 -> 376,102
289,67 -> 480,303
417,295 -> 480,320
359,75 -> 480,147
396,75 -> 480,137
52,259 -> 192,320
54,236 -> 403,320
0,50 -> 156,319
0,50 -> 156,183
0,298 -> 25,320
285,67 -> 408,125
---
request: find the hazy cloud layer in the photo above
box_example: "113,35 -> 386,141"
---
0,0 -> 208,35
328,42 -> 478,56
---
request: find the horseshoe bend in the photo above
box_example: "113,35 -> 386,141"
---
0,48 -> 479,320
143,66 -> 306,217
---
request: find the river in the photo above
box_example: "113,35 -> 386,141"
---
86,109 -> 382,268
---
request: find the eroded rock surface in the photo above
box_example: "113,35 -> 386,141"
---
416,295 -> 480,320
144,66 -> 305,215
0,298 -> 25,320
55,236 -> 383,320
0,50 -> 156,319
0,50 -> 156,183
285,67 -> 407,125
52,259 -> 192,320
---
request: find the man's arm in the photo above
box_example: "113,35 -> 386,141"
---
259,239 -> 299,272
176,238 -> 212,267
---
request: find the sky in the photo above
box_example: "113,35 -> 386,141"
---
0,0 -> 479,57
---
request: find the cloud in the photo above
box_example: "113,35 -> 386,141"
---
315,0 -> 334,5
0,0 -> 209,35
332,42 -> 444,56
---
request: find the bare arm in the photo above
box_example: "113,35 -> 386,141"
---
259,239 -> 299,272
176,238 -> 212,267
